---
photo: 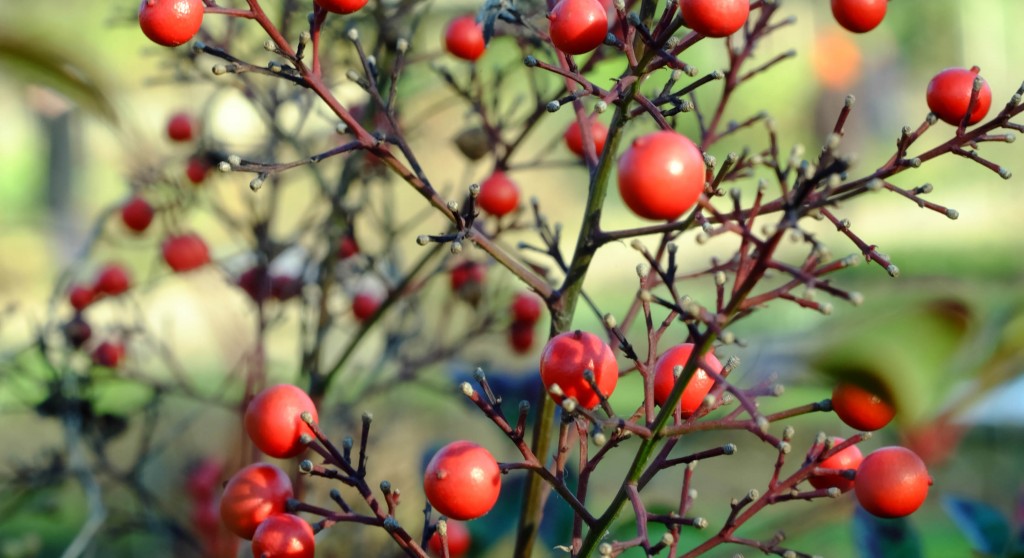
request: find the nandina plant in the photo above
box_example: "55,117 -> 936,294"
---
8,1 -> 1024,557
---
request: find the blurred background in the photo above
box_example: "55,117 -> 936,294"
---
1,0 -> 1023,556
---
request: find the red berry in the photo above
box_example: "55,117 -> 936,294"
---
192,497 -> 220,537
219,462 -> 294,539
652,343 -> 722,418
450,261 -> 486,305
808,437 -> 863,493
564,118 -> 609,159
252,514 -> 316,558
617,130 -> 706,221
855,446 -> 931,518
539,331 -> 618,410
138,0 -> 205,47
831,382 -> 896,431
926,66 -> 993,126
186,156 -> 210,184
511,292 -> 543,324
238,266 -> 273,302
167,112 -> 196,142
477,171 -> 520,217
94,264 -> 132,296
830,0 -> 886,34
548,0 -> 609,56
314,0 -> 368,14
163,233 -> 210,272
428,520 -> 471,558
352,291 -> 381,321
444,15 -> 486,61
186,458 -> 225,502
680,0 -> 750,38
244,384 -> 319,459
91,341 -> 126,368
423,441 -> 501,521
121,197 -> 155,233
338,235 -> 360,260
509,321 -> 536,354
271,275 -> 302,301
69,285 -> 95,311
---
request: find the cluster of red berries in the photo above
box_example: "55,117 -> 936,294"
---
218,385 -> 320,556
508,292 -> 544,354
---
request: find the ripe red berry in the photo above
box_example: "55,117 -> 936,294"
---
680,0 -> 750,38
509,321 -> 536,354
251,514 -> 316,558
69,285 -> 95,311
617,130 -> 706,221
926,66 -> 993,126
830,0 -> 887,34
244,384 -> 319,459
167,112 -> 196,142
451,261 -> 486,305
423,441 -> 502,521
337,235 -> 360,260
477,171 -> 520,217
831,382 -> 895,431
444,15 -> 486,61
163,233 -> 210,272
121,197 -> 155,233
808,437 -> 863,493
138,0 -> 205,47
652,343 -> 723,418
91,341 -> 126,368
186,156 -> 210,184
428,520 -> 471,558
352,291 -> 381,321
548,0 -> 609,55
563,118 -> 609,159
186,458 -> 225,502
540,330 -> 618,410
314,0 -> 368,14
238,266 -> 273,303
511,292 -> 543,324
94,264 -> 132,296
219,462 -> 293,539
855,446 -> 931,518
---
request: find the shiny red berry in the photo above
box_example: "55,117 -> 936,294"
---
428,520 -> 471,558
186,156 -> 210,184
927,66 -> 993,126
830,0 -> 887,33
808,437 -> 863,493
445,15 -> 486,61
138,0 -> 205,47
540,330 -> 618,410
511,292 -> 543,324
477,171 -> 520,217
652,343 -> 723,418
423,441 -> 502,520
91,341 -> 126,368
69,285 -> 95,311
352,291 -> 381,321
563,118 -> 609,159
219,462 -> 293,539
617,130 -> 706,221
252,514 -> 316,558
314,0 -> 369,14
855,446 -> 931,518
832,382 -> 896,431
549,0 -> 609,55
680,0 -> 750,38
244,384 -> 319,459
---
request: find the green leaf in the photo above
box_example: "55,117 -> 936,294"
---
941,495 -> 1009,556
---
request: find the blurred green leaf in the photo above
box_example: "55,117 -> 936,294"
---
941,494 -> 1010,556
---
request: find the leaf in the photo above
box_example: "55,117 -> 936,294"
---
941,494 -> 1009,556
853,504 -> 923,558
